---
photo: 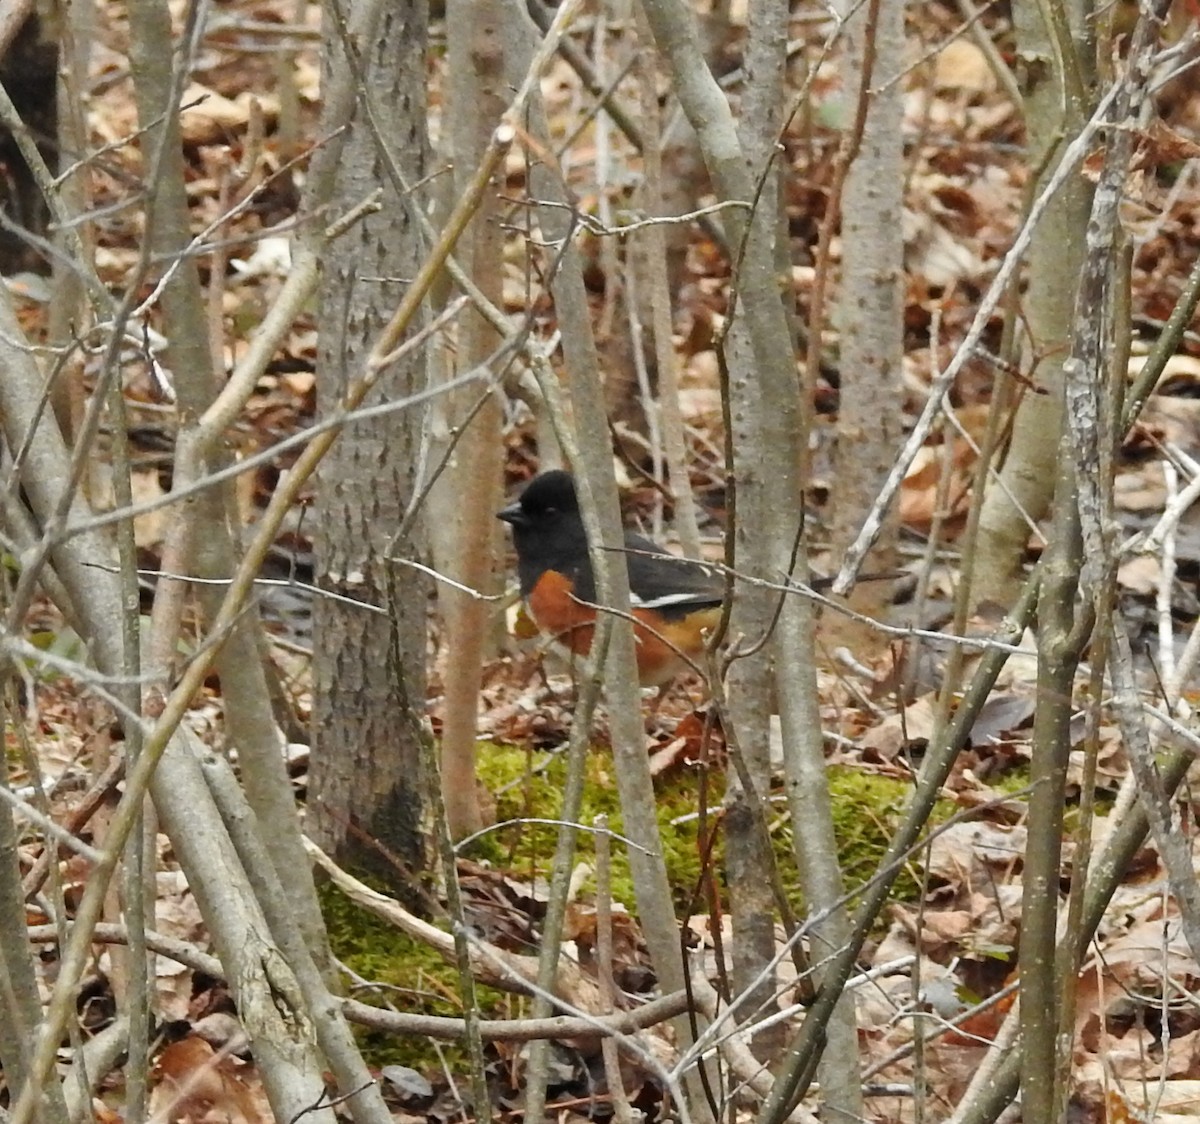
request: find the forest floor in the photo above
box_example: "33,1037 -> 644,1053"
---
14,0 -> 1200,1121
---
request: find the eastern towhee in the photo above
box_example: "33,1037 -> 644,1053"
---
498,470 -> 901,687
497,470 -> 725,686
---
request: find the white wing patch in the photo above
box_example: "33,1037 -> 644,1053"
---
631,591 -> 716,609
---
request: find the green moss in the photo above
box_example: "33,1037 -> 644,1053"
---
987,761 -> 1034,796
474,742 -> 952,917
318,878 -> 512,1072
773,766 -> 955,908
472,741 -> 709,912
320,746 -> 953,1070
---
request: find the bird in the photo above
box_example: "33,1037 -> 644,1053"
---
496,469 -> 731,687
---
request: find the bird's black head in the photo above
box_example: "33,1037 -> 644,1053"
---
497,470 -> 588,595
496,469 -> 579,529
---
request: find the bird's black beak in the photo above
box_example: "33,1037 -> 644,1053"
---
496,500 -> 526,527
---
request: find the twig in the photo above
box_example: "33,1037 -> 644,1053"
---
594,815 -> 634,1124
688,973 -> 819,1123
342,991 -> 691,1043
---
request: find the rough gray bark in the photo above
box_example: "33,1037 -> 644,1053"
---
830,0 -> 903,632
48,0 -> 92,447
792,0 -> 908,1114
307,0 -> 433,883
720,0 -> 790,1069
0,735 -> 70,1124
632,4 -> 702,557
150,740 -> 339,1124
1019,431 -> 1083,1120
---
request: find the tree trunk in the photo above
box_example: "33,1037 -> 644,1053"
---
972,0 -> 1095,607
307,0 -> 433,888
431,0 -> 506,840
829,0 -> 904,646
721,0 -> 789,1067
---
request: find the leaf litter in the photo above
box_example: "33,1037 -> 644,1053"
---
11,0 -> 1200,1119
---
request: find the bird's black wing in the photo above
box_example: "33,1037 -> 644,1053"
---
622,531 -> 724,618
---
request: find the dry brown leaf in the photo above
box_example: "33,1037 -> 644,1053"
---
905,207 -> 988,288
933,39 -> 997,96
149,1037 -> 269,1124
899,439 -> 974,534
179,83 -> 280,145
926,821 -> 1026,889
1132,120 -> 1200,170
1087,912 -> 1196,994
1110,1080 -> 1200,1120
859,694 -> 937,759
1118,553 -> 1163,594
130,469 -> 167,549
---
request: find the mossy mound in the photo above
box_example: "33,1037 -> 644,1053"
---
318,878 -> 512,1072
473,741 -> 952,914
321,742 -> 952,1072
